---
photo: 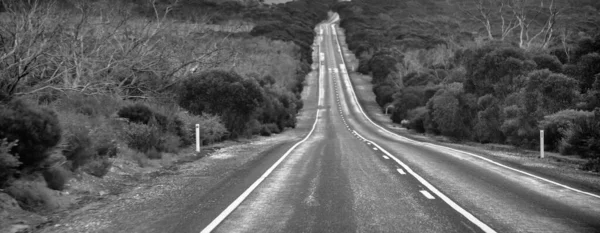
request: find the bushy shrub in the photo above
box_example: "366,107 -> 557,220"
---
178,70 -> 264,138
122,123 -> 162,153
473,95 -> 504,143
54,93 -> 123,117
533,54 -> 563,73
0,138 -> 20,188
540,110 -> 594,151
260,123 -> 281,136
0,99 -> 62,167
118,103 -> 157,125
581,158 -> 600,173
558,110 -> 600,158
62,125 -> 95,170
177,112 -> 228,145
6,180 -> 58,211
42,166 -> 70,191
406,107 -> 429,133
391,87 -> 424,123
146,148 -> 162,160
158,134 -> 182,153
81,156 -> 112,178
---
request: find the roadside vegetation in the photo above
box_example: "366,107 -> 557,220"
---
334,0 -> 600,172
0,0 -> 333,224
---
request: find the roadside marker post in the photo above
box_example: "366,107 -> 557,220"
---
196,124 -> 201,153
540,130 -> 544,158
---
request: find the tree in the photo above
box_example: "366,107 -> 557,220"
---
178,70 -> 264,137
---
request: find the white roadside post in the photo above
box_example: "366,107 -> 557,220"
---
196,124 -> 201,153
540,130 -> 544,158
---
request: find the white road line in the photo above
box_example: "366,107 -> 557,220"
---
383,155 -> 389,160
420,190 -> 436,199
373,148 -> 378,151
200,29 -> 326,233
397,168 -> 406,175
354,130 -> 496,233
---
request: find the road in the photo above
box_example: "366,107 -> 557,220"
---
197,14 -> 600,233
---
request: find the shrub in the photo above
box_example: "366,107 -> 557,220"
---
62,125 -> 95,171
176,112 -> 228,145
118,103 -> 157,125
122,123 -> 162,153
533,54 -> 563,73
539,110 -> 594,151
178,70 -> 264,138
146,148 -> 162,160
406,107 -> 429,133
581,158 -> 600,173
158,134 -> 182,153
558,110 -> 600,158
391,87 -> 424,123
54,93 -> 123,117
42,166 -> 70,191
0,138 -> 20,188
6,180 -> 58,211
82,156 -> 112,178
0,99 -> 62,167
260,123 -> 281,136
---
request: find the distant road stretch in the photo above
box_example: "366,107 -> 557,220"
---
199,13 -> 600,233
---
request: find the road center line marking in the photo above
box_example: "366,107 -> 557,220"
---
420,190 -> 435,199
383,155 -> 389,160
397,168 -> 406,175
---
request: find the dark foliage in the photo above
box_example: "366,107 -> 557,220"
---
0,100 -> 61,167
42,166 -> 70,191
178,70 -> 264,137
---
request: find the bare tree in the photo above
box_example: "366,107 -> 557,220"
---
0,0 -> 59,100
508,0 -> 563,49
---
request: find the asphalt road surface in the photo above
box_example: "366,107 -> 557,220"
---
197,14 -> 600,233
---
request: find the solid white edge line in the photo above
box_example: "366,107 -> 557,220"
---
420,190 -> 436,199
353,131 -> 496,233
199,25 -> 327,233
329,15 -> 600,201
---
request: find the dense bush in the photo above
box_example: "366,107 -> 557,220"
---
62,125 -> 95,171
426,83 -> 473,139
81,156 -> 112,178
558,109 -> 600,158
6,180 -> 58,211
405,107 -> 429,133
42,166 -> 70,191
178,70 -> 264,138
122,123 -> 163,153
177,112 -> 229,145
0,100 -> 61,167
539,110 -> 594,151
0,138 -> 20,188
118,104 -> 161,125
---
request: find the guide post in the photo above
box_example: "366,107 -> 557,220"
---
540,130 -> 544,158
196,124 -> 200,153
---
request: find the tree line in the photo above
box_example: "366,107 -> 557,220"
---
334,0 -> 600,171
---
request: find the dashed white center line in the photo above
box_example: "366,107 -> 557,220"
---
382,155 -> 389,159
373,148 -> 378,151
396,168 -> 406,175
420,190 -> 436,199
